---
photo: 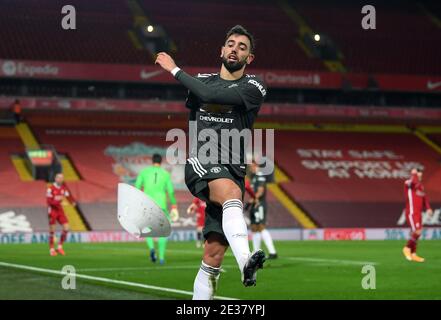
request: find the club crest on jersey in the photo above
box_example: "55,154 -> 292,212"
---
210,167 -> 222,174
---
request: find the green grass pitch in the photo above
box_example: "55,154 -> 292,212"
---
0,240 -> 440,300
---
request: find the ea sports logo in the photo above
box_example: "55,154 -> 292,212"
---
2,61 -> 17,76
210,167 -> 222,174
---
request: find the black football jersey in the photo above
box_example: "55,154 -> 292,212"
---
185,73 -> 267,177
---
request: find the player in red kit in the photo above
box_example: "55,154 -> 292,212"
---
187,198 -> 207,248
46,173 -> 76,256
402,168 -> 433,262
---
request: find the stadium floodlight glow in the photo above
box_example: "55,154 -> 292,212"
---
147,25 -> 154,32
314,34 -> 321,42
117,183 -> 171,238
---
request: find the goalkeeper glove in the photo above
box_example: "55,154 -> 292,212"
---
170,205 -> 179,222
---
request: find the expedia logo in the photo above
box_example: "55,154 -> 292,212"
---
210,167 -> 222,174
1,61 -> 59,77
2,61 -> 17,76
199,115 -> 234,123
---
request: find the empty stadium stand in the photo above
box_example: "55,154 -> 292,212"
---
428,133 -> 441,147
275,127 -> 441,227
0,0 -> 147,64
140,0 -> 323,70
293,0 -> 441,74
0,0 -> 439,75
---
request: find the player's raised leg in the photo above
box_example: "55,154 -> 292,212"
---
193,233 -> 226,300
209,178 -> 265,286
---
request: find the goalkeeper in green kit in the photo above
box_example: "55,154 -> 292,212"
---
135,153 -> 179,265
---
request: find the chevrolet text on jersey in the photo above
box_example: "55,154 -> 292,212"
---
199,115 -> 234,123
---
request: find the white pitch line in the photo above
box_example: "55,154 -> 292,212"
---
77,266 -> 196,272
285,257 -> 378,266
77,265 -> 235,272
0,261 -> 237,300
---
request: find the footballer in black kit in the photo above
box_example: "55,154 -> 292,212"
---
183,72 -> 267,240
155,24 -> 267,297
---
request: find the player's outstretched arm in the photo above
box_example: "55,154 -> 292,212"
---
155,52 -> 251,106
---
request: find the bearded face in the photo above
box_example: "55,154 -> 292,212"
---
221,34 -> 254,73
222,54 -> 247,72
